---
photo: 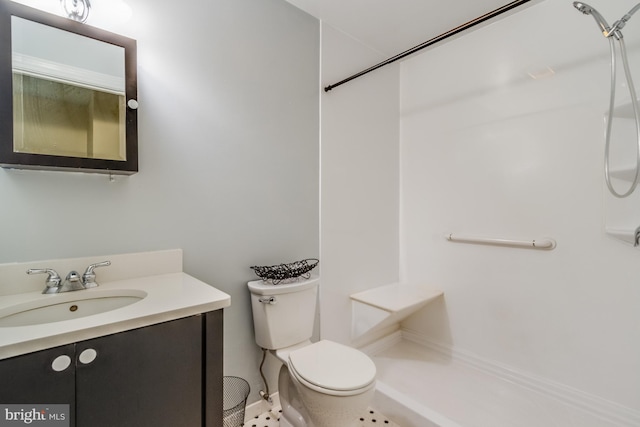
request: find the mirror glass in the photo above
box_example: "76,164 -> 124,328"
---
12,16 -> 126,161
0,1 -> 138,174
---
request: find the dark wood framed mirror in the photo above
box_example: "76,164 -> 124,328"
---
0,0 -> 138,174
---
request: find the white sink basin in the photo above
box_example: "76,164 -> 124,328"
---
0,289 -> 147,327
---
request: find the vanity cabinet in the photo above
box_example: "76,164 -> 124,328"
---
0,310 -> 223,427
0,343 -> 76,420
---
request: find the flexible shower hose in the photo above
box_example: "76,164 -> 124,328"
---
604,36 -> 640,198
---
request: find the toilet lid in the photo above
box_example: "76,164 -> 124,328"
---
288,340 -> 376,391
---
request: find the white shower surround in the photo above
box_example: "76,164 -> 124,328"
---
320,0 -> 640,424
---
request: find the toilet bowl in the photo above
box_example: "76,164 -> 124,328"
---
247,276 -> 377,427
275,340 -> 376,427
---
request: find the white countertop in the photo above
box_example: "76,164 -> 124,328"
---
0,272 -> 230,360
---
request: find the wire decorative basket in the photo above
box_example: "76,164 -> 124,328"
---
250,258 -> 319,285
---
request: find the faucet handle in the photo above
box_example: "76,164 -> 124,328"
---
82,261 -> 111,288
27,268 -> 62,294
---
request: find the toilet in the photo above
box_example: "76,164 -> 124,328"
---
248,276 -> 376,427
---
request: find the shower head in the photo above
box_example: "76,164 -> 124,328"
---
573,1 -> 612,37
572,1 -> 590,14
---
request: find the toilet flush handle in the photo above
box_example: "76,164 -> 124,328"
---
259,296 -> 277,305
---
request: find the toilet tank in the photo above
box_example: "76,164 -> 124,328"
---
248,275 -> 319,350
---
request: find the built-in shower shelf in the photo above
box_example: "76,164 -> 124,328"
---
351,284 -> 442,313
609,166 -> 638,182
350,284 -> 442,344
612,100 -> 640,119
605,227 -> 639,246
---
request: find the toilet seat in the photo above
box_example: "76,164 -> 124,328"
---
288,340 -> 376,396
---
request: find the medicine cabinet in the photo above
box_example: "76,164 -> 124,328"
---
0,0 -> 138,174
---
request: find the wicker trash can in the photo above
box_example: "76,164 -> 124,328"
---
223,376 -> 250,427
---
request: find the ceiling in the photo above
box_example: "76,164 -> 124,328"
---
285,0 -> 535,57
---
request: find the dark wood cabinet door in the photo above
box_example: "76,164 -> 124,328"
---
75,315 -> 203,427
205,310 -> 223,427
0,344 -> 76,426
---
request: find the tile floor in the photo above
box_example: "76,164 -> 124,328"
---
242,406 -> 399,427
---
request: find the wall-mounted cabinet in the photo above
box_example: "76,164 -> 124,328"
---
0,0 -> 138,174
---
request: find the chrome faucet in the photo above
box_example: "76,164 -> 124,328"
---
27,261 -> 111,294
26,268 -> 62,294
60,270 -> 85,292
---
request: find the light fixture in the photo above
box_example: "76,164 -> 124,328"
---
60,0 -> 91,23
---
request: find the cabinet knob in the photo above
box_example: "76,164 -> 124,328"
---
51,355 -> 72,372
78,348 -> 98,365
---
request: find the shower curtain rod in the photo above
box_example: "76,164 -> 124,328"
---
324,0 -> 533,92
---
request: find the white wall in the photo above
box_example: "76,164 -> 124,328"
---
401,0 -> 640,412
1,0 -> 319,403
320,23 -> 400,345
